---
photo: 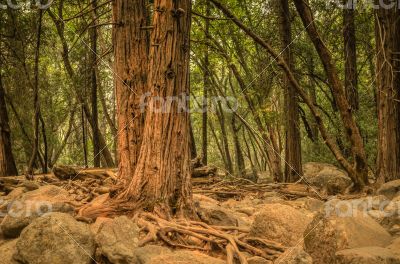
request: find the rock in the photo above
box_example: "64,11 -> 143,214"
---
387,237 -> 400,252
365,196 -> 400,235
247,256 -> 272,264
250,204 -> 312,247
335,247 -> 400,264
0,239 -> 18,264
347,195 -> 390,211
22,181 -> 40,191
0,185 -> 74,238
384,195 -> 400,212
90,216 -> 112,234
95,216 -> 140,264
378,180 -> 400,199
274,246 -> 313,264
193,194 -> 220,207
304,211 -> 393,264
14,212 -> 95,264
133,245 -> 172,264
145,250 -> 225,264
4,187 -> 26,200
390,225 -> 400,236
292,197 -> 324,212
303,162 -> 352,195
196,197 -> 239,226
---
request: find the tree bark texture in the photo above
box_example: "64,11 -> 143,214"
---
119,0 -> 194,216
375,2 -> 400,182
279,0 -> 303,182
112,0 -> 149,184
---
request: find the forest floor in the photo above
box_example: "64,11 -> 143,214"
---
0,162 -> 400,264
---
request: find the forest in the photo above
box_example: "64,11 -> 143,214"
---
0,0 -> 399,264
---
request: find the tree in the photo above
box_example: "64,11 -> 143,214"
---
279,0 -> 302,182
343,0 -> 359,110
202,0 -> 211,165
89,0 -> 101,167
27,8 -> 44,176
210,0 -> 368,189
49,5 -> 115,168
112,0 -> 149,184
117,0 -> 194,216
0,72 -> 18,176
375,1 -> 400,182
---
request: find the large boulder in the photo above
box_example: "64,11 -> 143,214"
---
304,210 -> 392,264
0,239 -> 18,264
303,162 -> 352,195
95,216 -> 140,264
378,180 -> 400,199
14,212 -> 95,264
335,247 -> 400,264
0,185 -> 74,238
250,204 -> 312,247
145,250 -> 225,264
274,246 -> 313,264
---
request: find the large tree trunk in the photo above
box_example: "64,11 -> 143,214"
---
343,0 -> 359,110
112,0 -> 149,184
279,0 -> 302,182
119,0 -> 194,216
0,73 -> 18,176
375,1 -> 400,182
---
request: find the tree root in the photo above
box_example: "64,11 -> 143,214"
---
137,212 -> 285,263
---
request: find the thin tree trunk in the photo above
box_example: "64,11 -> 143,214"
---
231,115 -> 245,175
90,0 -> 101,167
27,9 -> 43,176
202,1 -> 211,165
279,0 -> 302,182
209,0 -> 368,189
343,0 -> 359,110
375,1 -> 400,182
189,118 -> 197,159
119,0 -> 194,217
82,105 -> 89,168
215,99 -> 234,174
49,9 -> 115,168
39,113 -> 48,173
293,0 -> 367,186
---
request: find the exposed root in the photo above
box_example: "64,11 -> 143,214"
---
137,212 -> 285,263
